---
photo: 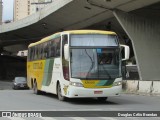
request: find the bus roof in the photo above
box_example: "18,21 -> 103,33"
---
66,30 -> 116,35
28,30 -> 116,48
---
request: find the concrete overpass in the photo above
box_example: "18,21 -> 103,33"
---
0,0 -> 160,84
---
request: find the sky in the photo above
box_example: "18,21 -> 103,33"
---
2,0 -> 14,21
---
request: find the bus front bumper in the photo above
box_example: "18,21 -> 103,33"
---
65,85 -> 122,98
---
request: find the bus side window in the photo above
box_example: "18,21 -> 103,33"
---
55,37 -> 61,56
63,35 -> 68,45
50,41 -> 55,57
28,48 -> 31,61
30,48 -> 33,61
37,45 -> 40,60
50,37 -> 61,57
34,46 -> 38,60
39,44 -> 43,59
31,47 -> 35,61
47,42 -> 50,58
42,43 -> 45,59
44,42 -> 48,59
62,35 -> 68,57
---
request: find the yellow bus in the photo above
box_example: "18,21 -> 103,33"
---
27,30 -> 129,101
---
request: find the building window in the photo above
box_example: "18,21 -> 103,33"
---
36,7 -> 39,12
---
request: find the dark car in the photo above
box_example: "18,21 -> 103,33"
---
12,77 -> 29,90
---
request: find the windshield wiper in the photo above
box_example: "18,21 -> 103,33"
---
85,49 -> 95,79
100,64 -> 112,79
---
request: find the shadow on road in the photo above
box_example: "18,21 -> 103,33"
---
33,91 -> 149,106
67,98 -> 118,105
36,92 -> 118,105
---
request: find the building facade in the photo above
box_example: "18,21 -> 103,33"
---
14,0 -> 30,21
14,0 -> 52,21
0,0 -> 2,24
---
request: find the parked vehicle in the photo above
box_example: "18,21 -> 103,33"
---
12,77 -> 29,90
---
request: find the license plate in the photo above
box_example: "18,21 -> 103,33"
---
20,85 -> 24,87
94,91 -> 103,94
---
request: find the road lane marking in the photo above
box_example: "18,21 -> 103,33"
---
99,117 -> 118,120
7,117 -> 25,120
40,117 -> 57,120
70,117 -> 87,120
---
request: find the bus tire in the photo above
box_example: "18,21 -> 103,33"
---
33,81 -> 41,95
57,83 -> 66,101
97,97 -> 108,101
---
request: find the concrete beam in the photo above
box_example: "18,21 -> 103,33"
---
0,0 -> 73,33
113,9 -> 160,80
4,44 -> 28,55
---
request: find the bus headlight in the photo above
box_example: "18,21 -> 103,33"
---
70,82 -> 83,87
113,81 -> 122,86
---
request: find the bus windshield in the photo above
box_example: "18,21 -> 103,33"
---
70,36 -> 121,80
70,48 -> 121,80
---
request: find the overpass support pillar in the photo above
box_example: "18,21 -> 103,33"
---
113,9 -> 160,80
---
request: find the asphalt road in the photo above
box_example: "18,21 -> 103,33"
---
0,81 -> 160,120
0,81 -> 12,90
0,89 -> 160,111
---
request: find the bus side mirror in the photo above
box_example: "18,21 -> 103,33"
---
64,44 -> 69,61
120,44 -> 130,61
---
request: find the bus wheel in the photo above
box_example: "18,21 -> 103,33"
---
97,97 -> 108,102
33,82 -> 41,95
57,83 -> 66,101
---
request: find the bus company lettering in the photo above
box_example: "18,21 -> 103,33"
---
84,81 -> 96,84
54,63 -> 60,68
33,62 -> 43,69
